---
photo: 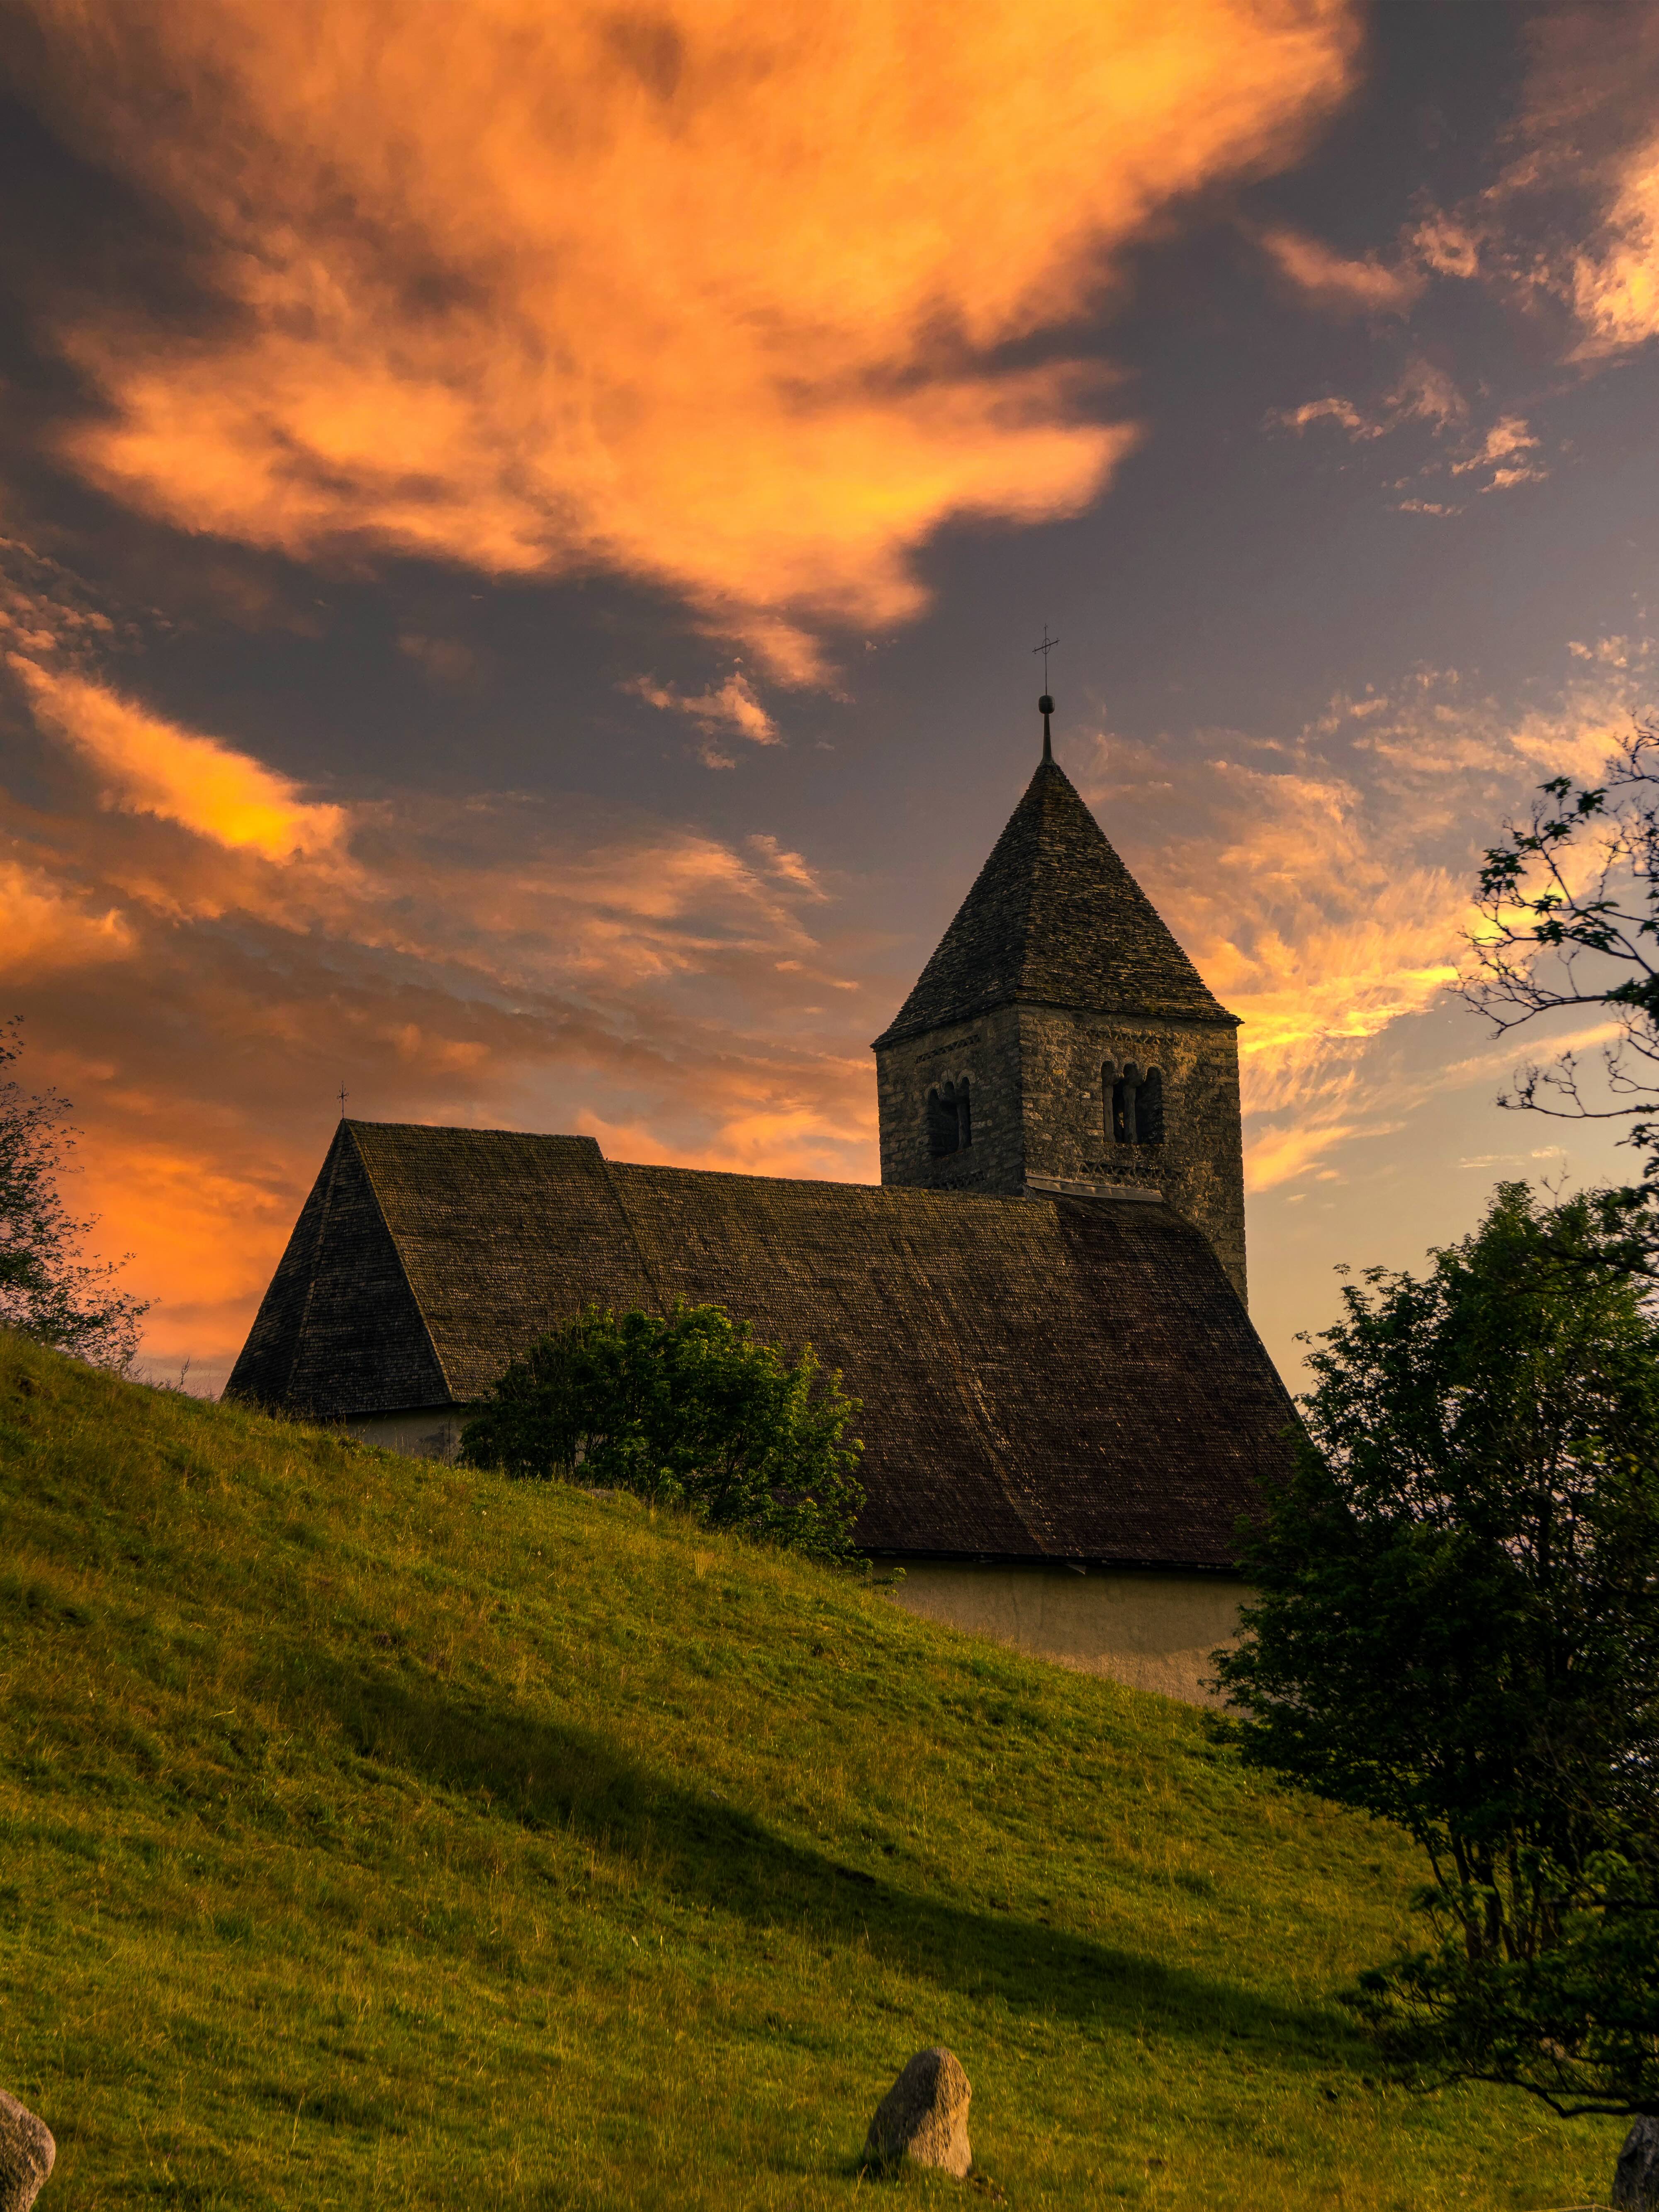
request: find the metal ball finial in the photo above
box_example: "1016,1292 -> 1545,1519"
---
1032,627 -> 1059,761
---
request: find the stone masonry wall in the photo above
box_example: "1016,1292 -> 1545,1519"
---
876,1004 -> 1248,1304
875,1004 -> 1025,1197
1014,1007 -> 1246,1303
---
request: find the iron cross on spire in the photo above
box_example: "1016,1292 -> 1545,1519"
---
1032,626 -> 1059,759
338,1080 -> 348,1121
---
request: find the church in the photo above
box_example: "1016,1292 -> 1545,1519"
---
227,717 -> 1294,1704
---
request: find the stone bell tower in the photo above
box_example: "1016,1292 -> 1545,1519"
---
871,699 -> 1248,1303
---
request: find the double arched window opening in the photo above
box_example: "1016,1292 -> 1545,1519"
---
927,1077 -> 973,1158
1107,1059 -> 1163,1147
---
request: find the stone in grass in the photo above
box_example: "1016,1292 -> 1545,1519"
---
864,2047 -> 972,2180
1615,2117 -> 1659,2210
0,2090 -> 54,2212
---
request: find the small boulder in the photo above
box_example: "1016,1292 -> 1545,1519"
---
0,2090 -> 54,2212
1615,2117 -> 1659,2211
864,2047 -> 972,2179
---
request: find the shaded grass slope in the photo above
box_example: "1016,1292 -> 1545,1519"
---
0,1333 -> 1621,2209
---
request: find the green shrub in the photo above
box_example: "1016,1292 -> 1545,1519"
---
460,1301 -> 864,1560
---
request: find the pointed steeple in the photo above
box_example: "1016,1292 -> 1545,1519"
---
874,757 -> 1232,1048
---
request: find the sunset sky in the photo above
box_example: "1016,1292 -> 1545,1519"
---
5,0 -> 1659,1392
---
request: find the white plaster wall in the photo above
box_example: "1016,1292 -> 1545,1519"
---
889,1561 -> 1243,1706
347,1406 -> 467,1460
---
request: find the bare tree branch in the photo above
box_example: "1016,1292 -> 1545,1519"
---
1464,725 -> 1659,1269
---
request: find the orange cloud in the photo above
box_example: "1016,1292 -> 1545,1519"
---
9,643 -> 835,984
1243,1118 -> 1363,1195
623,669 -> 780,767
0,859 -> 134,978
1258,224 -> 1423,315
1450,414 -> 1544,487
1269,364 -> 1547,514
1482,5 -> 1659,360
16,0 -> 1359,674
1143,755 -> 1466,1093
15,662 -> 347,860
1571,140 -> 1659,354
1269,355 -> 1467,448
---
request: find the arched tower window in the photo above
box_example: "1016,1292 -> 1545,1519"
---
1137,1066 -> 1164,1144
1107,1059 -> 1136,1145
1106,1059 -> 1163,1146
927,1082 -> 958,1157
927,1078 -> 973,1158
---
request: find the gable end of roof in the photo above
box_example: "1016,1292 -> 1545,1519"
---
225,1122 -> 450,1419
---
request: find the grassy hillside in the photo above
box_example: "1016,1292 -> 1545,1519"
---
0,1332 -> 1621,2210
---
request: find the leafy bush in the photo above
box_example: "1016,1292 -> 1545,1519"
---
460,1301 -> 864,1560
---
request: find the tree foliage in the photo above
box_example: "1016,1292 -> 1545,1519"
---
0,1019 -> 147,1368
1214,1183 -> 1659,2117
460,1300 -> 864,1561
1467,723 -> 1659,1268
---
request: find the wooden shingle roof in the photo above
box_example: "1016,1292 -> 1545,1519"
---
873,757 -> 1234,1045
228,1120 -> 1294,1570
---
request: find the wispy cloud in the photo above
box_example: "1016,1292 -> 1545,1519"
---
397,633 -> 478,687
1495,4 -> 1659,361
1257,224 -> 1424,316
623,670 -> 780,767
15,661 -> 348,861
1252,21 -> 1659,384
1079,639 -> 1659,1194
1270,362 -> 1545,506
1269,353 -> 1467,443
1365,9 -> 1659,369
1272,394 -> 1385,439
1450,414 -> 1545,489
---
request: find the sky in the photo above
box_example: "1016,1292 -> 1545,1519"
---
5,0 -> 1659,1394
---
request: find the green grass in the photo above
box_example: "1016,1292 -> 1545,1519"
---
0,1331 -> 1624,2210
